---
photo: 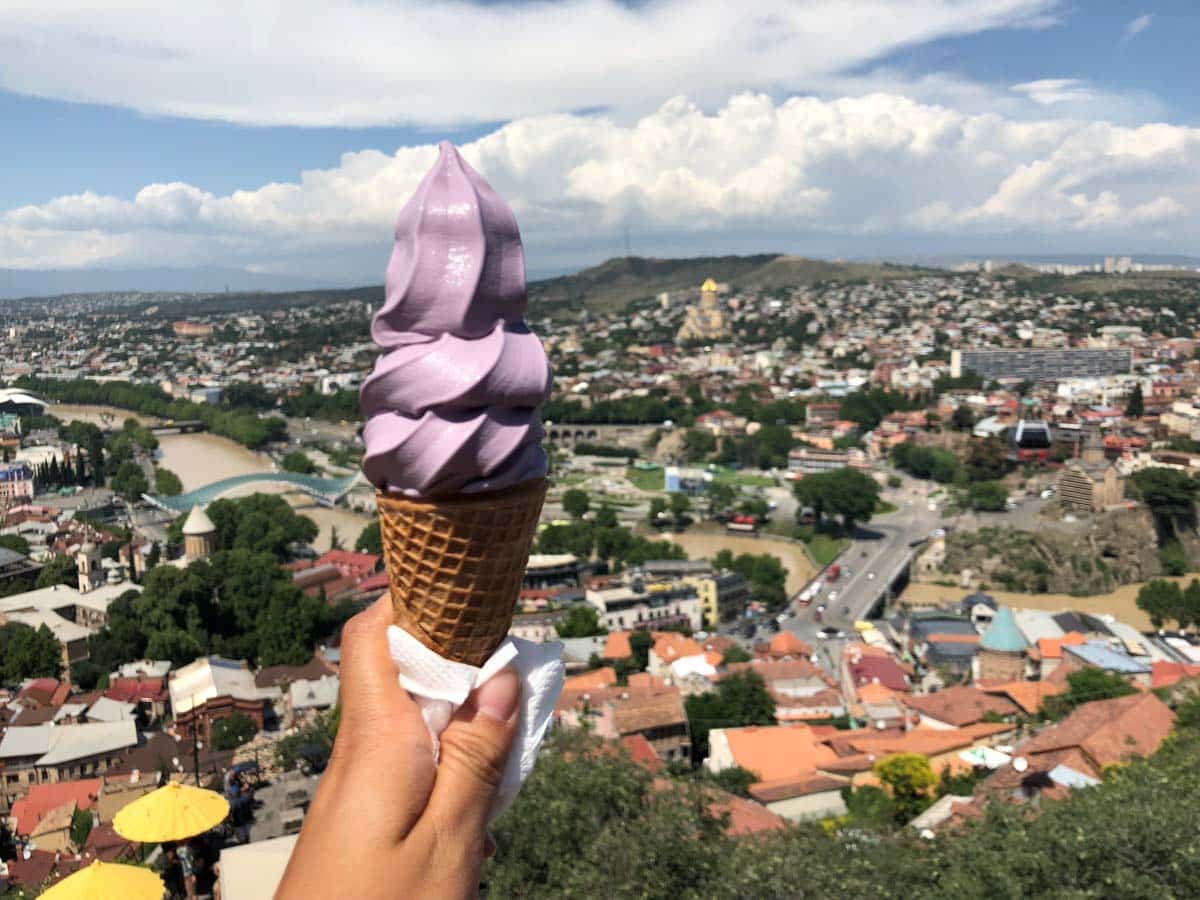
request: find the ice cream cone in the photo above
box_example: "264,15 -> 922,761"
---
377,477 -> 548,666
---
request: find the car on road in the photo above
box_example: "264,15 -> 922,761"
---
860,550 -> 868,558
931,528 -> 946,538
742,624 -> 756,639
776,612 -> 789,623
818,627 -> 846,640
828,591 -> 838,602
867,572 -> 876,580
767,620 -> 781,633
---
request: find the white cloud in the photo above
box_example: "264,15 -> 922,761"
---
0,0 -> 1062,127
1122,13 -> 1152,43
1010,78 -> 1095,105
4,92 -> 1198,273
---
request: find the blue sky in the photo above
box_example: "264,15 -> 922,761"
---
1,0 -> 1198,288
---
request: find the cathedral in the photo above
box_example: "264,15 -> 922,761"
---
676,278 -> 730,343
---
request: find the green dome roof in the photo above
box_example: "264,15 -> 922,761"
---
980,605 -> 1027,653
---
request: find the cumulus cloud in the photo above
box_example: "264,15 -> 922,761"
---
4,93 -> 1198,274
0,0 -> 1062,127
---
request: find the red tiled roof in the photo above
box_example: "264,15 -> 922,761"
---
5,849 -> 80,888
564,667 -> 619,692
85,821 -> 139,862
902,685 -> 1019,727
105,677 -> 167,704
766,632 -> 813,659
603,631 -> 633,660
12,779 -> 103,835
627,672 -> 668,692
356,571 -> 390,595
710,793 -> 790,836
724,725 -> 840,782
652,633 -> 703,663
749,773 -> 847,803
620,734 -> 663,772
1020,692 -> 1175,770
1151,661 -> 1200,689
315,549 -> 381,575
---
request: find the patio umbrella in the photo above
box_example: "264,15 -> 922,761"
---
113,781 -> 231,843
40,860 -> 164,900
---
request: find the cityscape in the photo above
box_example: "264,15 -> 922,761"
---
3,254 -> 1200,895
3,2 -> 1200,898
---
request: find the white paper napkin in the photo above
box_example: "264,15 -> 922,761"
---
386,625 -> 565,822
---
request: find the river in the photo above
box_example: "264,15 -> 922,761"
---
665,531 -> 817,595
51,403 -> 160,429
155,432 -> 371,553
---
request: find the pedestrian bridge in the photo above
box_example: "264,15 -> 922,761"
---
144,471 -> 363,513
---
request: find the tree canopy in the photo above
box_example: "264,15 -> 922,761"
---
186,494 -> 319,562
555,605 -> 607,639
793,467 -> 880,531
355,520 -> 382,555
684,671 -> 775,764
86,550 -> 339,669
0,622 -> 62,683
562,489 -> 590,519
483,726 -> 1200,899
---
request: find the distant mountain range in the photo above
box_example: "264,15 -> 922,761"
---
0,266 -> 341,300
5,251 -> 1198,306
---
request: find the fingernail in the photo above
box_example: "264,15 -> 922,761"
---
475,668 -> 521,723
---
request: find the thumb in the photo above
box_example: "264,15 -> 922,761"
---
425,667 -> 522,836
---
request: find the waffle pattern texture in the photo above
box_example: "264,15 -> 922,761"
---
378,477 -> 547,666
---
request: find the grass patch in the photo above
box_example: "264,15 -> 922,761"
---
875,500 -> 899,515
626,467 -> 664,492
805,534 -> 850,567
711,467 -> 775,488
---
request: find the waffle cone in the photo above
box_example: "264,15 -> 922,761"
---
377,478 -> 547,666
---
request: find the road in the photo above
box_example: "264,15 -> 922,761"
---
769,472 -> 945,676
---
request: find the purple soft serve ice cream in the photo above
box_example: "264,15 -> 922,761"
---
360,142 -> 551,497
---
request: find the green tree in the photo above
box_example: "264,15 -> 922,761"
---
844,785 -> 897,829
648,496 -> 668,525
281,450 -> 316,475
154,466 -> 183,496
555,605 -> 608,639
0,622 -> 62,682
211,712 -> 258,750
669,491 -> 691,519
562,488 -> 590,519
967,480 -> 1008,511
593,504 -> 618,528
36,554 -> 78,589
111,460 -> 149,502
874,753 -> 939,824
794,467 -> 880,532
1137,578 -> 1184,629
684,672 -> 775,764
276,707 -> 340,773
198,494 -> 319,561
683,428 -> 717,463
329,526 -> 344,551
722,645 -> 752,664
1043,667 -> 1136,719
1182,578 -> 1200,630
705,481 -> 737,517
355,520 -> 382,555
1125,382 -> 1145,419
0,534 -> 30,556
709,766 -> 759,798
69,806 -> 93,851
1160,541 -> 1189,577
951,404 -> 975,431
1132,467 -> 1199,539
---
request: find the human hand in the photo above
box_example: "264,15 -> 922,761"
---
276,597 -> 521,899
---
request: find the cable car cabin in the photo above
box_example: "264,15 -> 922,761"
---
1009,420 -> 1053,463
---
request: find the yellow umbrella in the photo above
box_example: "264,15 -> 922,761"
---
40,859 -> 164,900
113,780 -> 231,843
